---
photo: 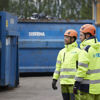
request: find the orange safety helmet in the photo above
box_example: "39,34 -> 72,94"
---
80,24 -> 96,36
64,29 -> 77,38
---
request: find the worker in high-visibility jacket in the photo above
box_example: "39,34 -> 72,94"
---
74,42 -> 100,100
73,24 -> 100,100
79,24 -> 98,49
52,29 -> 80,100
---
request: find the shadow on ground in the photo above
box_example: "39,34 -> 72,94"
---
20,72 -> 53,77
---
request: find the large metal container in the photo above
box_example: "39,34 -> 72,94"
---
96,25 -> 100,41
18,20 -> 95,73
0,12 -> 19,87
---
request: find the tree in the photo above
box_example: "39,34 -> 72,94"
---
0,0 -> 9,11
7,0 -> 92,20
80,0 -> 92,19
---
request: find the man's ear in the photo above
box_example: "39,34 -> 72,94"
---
86,34 -> 90,39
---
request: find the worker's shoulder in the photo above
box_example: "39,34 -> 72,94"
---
59,48 -> 66,53
85,42 -> 100,53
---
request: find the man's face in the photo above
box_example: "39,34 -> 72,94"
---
80,32 -> 85,42
64,36 -> 71,45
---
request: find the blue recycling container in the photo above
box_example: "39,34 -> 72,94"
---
18,20 -> 95,73
96,25 -> 100,41
0,11 -> 19,87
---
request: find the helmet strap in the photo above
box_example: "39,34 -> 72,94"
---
94,36 -> 97,43
70,37 -> 74,44
84,34 -> 87,39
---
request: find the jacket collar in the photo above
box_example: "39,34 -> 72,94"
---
80,37 -> 98,49
65,42 -> 77,51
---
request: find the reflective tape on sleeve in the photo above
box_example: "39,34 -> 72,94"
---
75,77 -> 83,82
56,60 -> 61,64
87,69 -> 100,74
81,79 -> 100,84
78,62 -> 88,68
54,70 -> 60,74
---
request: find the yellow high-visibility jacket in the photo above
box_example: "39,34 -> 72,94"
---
53,42 -> 80,85
75,43 -> 100,94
